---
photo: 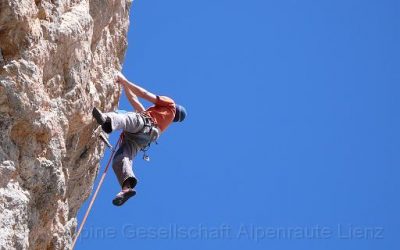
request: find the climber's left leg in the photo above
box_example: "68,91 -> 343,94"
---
111,140 -> 140,206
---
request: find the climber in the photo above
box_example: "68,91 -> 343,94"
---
92,72 -> 187,206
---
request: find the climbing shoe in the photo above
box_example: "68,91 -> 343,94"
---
92,107 -> 112,134
92,107 -> 106,125
112,188 -> 136,206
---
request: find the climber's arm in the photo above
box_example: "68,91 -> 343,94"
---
117,73 -> 158,104
125,88 -> 145,112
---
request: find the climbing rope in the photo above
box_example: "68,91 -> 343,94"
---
71,132 -> 123,249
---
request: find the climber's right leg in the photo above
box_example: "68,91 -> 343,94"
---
92,107 -> 144,134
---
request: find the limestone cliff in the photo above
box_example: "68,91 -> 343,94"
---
0,0 -> 132,249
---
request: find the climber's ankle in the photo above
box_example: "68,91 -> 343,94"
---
122,180 -> 132,191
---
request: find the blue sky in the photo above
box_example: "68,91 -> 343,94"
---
76,0 -> 400,249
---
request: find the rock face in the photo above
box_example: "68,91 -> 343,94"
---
0,0 -> 132,249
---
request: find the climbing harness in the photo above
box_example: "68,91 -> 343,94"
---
123,112 -> 160,162
71,132 -> 123,250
